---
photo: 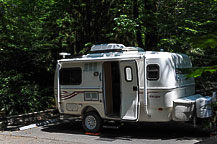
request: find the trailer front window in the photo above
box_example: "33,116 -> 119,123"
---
60,67 -> 82,85
147,64 -> 159,80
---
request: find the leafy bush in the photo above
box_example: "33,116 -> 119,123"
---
0,71 -> 54,115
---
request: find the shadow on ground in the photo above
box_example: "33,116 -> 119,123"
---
41,120 -> 210,142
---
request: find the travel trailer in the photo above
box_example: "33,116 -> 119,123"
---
54,44 -> 213,132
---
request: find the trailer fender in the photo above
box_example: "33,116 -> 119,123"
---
81,106 -> 102,118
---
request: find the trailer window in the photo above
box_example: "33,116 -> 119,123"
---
147,64 -> 159,80
125,67 -> 133,82
60,67 -> 82,85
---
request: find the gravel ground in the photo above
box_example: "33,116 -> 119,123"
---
0,134 -> 80,144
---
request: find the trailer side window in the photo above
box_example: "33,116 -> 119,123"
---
60,67 -> 82,85
147,64 -> 159,80
125,67 -> 133,82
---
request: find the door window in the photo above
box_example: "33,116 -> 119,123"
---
125,67 -> 133,82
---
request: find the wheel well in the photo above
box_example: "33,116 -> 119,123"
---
82,106 -> 99,117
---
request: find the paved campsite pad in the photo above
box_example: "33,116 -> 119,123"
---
0,120 -> 213,144
0,134 -> 76,144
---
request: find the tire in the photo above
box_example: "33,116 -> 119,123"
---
82,112 -> 102,133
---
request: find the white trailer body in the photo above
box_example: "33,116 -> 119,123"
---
54,44 -> 212,132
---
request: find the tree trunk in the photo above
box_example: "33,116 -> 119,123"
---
133,0 -> 144,48
144,0 -> 158,51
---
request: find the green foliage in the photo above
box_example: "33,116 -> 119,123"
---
0,72 -> 53,115
187,66 -> 217,78
114,15 -> 138,35
187,34 -> 217,78
113,15 -> 139,45
191,34 -> 217,49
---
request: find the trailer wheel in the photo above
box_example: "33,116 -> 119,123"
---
82,112 -> 102,133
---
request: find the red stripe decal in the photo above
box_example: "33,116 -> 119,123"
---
60,91 -> 83,100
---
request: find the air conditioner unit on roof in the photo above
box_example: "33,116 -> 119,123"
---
90,44 -> 126,52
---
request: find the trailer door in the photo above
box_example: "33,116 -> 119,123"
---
120,60 -> 139,120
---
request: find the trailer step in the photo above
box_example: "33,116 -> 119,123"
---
103,125 -> 120,129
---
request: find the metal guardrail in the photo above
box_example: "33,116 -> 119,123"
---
0,109 -> 59,130
7,109 -> 59,126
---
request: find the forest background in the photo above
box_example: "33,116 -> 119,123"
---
0,0 -> 217,115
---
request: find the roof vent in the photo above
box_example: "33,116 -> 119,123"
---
59,52 -> 71,59
123,47 -> 144,52
91,44 -> 125,52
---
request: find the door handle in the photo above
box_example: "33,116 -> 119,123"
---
133,86 -> 138,91
99,72 -> 102,81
